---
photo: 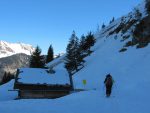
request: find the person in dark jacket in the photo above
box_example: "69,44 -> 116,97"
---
104,74 -> 114,97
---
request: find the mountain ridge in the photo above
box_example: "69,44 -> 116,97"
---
0,40 -> 35,58
0,53 -> 30,82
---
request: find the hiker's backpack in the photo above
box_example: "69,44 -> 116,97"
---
106,77 -> 113,86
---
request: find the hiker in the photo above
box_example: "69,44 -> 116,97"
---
104,74 -> 114,97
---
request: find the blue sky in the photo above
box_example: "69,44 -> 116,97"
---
0,0 -> 142,54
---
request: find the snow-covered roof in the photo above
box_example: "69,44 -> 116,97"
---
18,67 -> 70,85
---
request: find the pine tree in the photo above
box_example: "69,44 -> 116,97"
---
1,72 -> 14,84
146,0 -> 150,13
110,17 -> 115,24
112,17 -> 115,22
84,32 -> 96,55
30,46 -> 45,68
65,31 -> 82,74
46,45 -> 54,63
102,23 -> 106,29
86,32 -> 96,47
134,8 -> 142,19
2,72 -> 7,84
79,35 -> 88,58
76,36 -> 85,68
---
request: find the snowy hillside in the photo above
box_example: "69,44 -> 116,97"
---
0,53 -> 30,81
74,0 -> 149,89
0,0 -> 150,113
0,40 -> 34,58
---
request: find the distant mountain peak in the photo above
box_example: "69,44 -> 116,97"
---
0,40 -> 35,58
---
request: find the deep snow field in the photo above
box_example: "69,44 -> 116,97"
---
0,1 -> 150,113
0,36 -> 150,113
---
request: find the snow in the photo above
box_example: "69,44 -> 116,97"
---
0,80 -> 17,101
18,66 -> 70,85
0,89 -> 114,113
0,1 -> 150,113
1,36 -> 150,113
1,79 -> 150,113
46,54 -> 66,68
0,40 -> 34,58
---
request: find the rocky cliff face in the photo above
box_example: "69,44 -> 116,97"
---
95,0 -> 150,52
0,53 -> 30,82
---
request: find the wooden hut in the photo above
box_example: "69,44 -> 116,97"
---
14,68 -> 72,99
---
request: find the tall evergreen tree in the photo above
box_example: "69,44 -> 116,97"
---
30,46 -> 45,68
65,31 -> 79,90
65,31 -> 83,75
79,35 -> 88,58
46,45 -> 54,63
76,36 -> 85,68
86,32 -> 96,47
84,32 -> 96,55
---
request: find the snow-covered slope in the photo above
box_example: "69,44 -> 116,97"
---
74,0 -> 149,89
0,1 -> 150,113
0,40 -> 34,58
0,53 -> 30,82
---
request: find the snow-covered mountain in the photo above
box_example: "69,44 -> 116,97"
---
0,40 -> 35,58
0,41 -> 34,82
0,53 -> 31,82
0,0 -> 150,113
